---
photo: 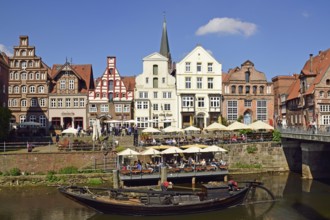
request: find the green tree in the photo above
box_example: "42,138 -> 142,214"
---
0,107 -> 12,141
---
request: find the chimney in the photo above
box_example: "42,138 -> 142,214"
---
309,54 -> 313,73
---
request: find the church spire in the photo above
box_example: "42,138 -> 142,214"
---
160,14 -> 170,59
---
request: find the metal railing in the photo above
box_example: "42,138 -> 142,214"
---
278,126 -> 330,136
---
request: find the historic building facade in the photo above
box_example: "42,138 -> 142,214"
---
8,36 -> 51,132
222,60 -> 274,125
176,45 -> 222,129
48,62 -> 94,131
0,52 -> 9,108
88,56 -> 135,127
286,49 -> 330,130
134,18 -> 177,129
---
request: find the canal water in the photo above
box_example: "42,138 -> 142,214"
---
0,172 -> 329,220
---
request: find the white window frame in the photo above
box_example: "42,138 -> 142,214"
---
207,77 -> 213,89
197,97 -> 204,107
197,77 -> 202,89
185,77 -> 191,89
115,104 -> 122,112
182,96 -> 194,107
69,79 -> 74,90
185,62 -> 191,72
100,104 -> 109,112
210,97 -> 220,107
227,100 -> 238,121
257,100 -> 267,121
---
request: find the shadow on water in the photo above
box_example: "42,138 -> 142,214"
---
292,202 -> 328,220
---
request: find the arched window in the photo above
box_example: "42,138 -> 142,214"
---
108,92 -> 113,101
327,79 -> 330,85
246,86 -> 250,94
14,86 -> 19,93
253,86 -> 257,94
327,91 -> 330,97
38,86 -> 44,93
31,99 -> 37,107
153,77 -> 158,88
231,85 -> 236,94
153,65 -> 158,75
320,91 -> 324,97
21,99 -> 27,107
29,86 -> 36,93
21,72 -> 27,80
20,115 -> 26,123
21,50 -> 26,56
29,72 -> 34,80
260,86 -> 264,94
238,85 -> 243,94
21,86 -> 27,93
108,80 -> 113,90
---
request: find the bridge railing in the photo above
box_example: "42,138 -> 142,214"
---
278,126 -> 330,136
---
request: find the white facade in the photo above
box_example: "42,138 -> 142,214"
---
176,45 -> 222,128
134,52 -> 177,129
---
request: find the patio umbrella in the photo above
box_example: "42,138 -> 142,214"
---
201,145 -> 227,153
162,126 -> 184,133
19,121 -> 42,126
183,146 -> 202,153
141,148 -> 161,155
117,148 -> 140,156
183,126 -> 201,134
180,144 -> 209,149
204,122 -> 227,131
226,121 -> 251,131
249,120 -> 274,130
151,145 -> 172,150
61,127 -> 78,135
142,127 -> 161,133
161,146 -> 184,154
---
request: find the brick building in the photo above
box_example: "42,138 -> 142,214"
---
0,52 -> 9,107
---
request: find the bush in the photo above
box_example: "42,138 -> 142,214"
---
87,178 -> 103,185
246,145 -> 257,154
58,166 -> 79,174
272,129 -> 281,142
9,168 -> 21,176
232,162 -> 262,169
46,171 -> 59,182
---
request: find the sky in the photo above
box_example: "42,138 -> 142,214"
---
1,0 -> 330,80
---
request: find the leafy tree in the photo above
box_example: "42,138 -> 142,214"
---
0,107 -> 12,141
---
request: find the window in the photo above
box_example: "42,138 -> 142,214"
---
153,65 -> 158,75
29,115 -> 37,122
146,77 -> 149,84
163,92 -> 171,98
320,91 -> 324,98
207,63 -> 213,72
29,61 -> 33,67
238,86 -> 243,94
227,100 -> 238,121
253,86 -> 257,94
14,86 -> 19,93
8,86 -> 12,94
21,61 -> 27,68
137,101 -> 142,109
115,104 -> 122,113
60,80 -> 66,89
164,104 -> 171,110
322,115 -> 330,125
153,78 -> 158,88
21,86 -> 27,93
197,77 -> 202,89
21,50 -> 26,56
51,98 -> 56,107
101,104 -> 109,112
102,93 -> 107,98
39,115 -> 46,127
137,117 -> 148,128
73,98 -> 79,107
143,101 -> 148,109
260,86 -> 264,94
198,97 -> 204,107
182,96 -> 194,107
207,78 -> 213,89
137,101 -> 148,109
21,99 -> 27,107
69,80 -> 74,90
35,72 -> 40,80
108,80 -> 113,90
139,91 -> 148,98
210,97 -> 220,107
246,86 -> 250,94
231,85 -> 236,94
320,105 -> 330,112
328,91 -> 330,97
29,72 -> 33,80
162,77 -> 165,83
244,100 -> 252,107
29,86 -> 36,93
89,104 -> 97,112
257,100 -> 267,121
21,72 -> 27,80
153,103 -> 158,110
20,115 -> 26,123
185,77 -> 191,89
39,98 -> 46,107
15,72 -> 19,80
153,92 -> 158,98
65,98 -> 71,107
245,71 -> 250,83
38,86 -> 44,93
12,99 -> 17,107
197,62 -> 202,72
123,104 -> 130,112
57,98 -> 63,107
185,62 -> 191,72
31,98 -> 37,107
80,98 -> 85,107
10,72 -> 14,80
327,79 -> 330,86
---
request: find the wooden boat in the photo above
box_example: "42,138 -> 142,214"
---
58,181 -> 271,216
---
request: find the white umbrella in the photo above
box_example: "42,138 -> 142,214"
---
204,122 -> 227,131
183,126 -> 201,132
104,120 -> 122,123
19,121 -> 42,126
183,146 -> 202,153
141,148 -> 161,155
117,148 -> 140,156
226,121 -> 251,131
249,120 -> 274,130
161,146 -> 184,154
201,145 -> 227,153
162,126 -> 184,133
124,119 -> 137,123
142,127 -> 161,133
61,127 -> 78,135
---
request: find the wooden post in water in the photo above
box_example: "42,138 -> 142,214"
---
192,177 -> 196,185
112,170 -> 119,189
224,175 -> 228,182
160,167 -> 167,184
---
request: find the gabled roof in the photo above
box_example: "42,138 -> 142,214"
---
122,76 -> 136,91
0,52 -> 9,66
286,74 -> 300,101
225,60 -> 267,82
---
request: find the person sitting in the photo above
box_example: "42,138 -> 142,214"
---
231,134 -> 238,142
228,179 -> 239,191
161,181 -> 173,191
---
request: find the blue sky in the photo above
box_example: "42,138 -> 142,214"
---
1,0 -> 330,80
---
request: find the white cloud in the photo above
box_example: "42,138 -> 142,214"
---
0,44 -> 13,56
196,17 -> 257,37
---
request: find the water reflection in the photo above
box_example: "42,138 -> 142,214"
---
0,172 -> 330,220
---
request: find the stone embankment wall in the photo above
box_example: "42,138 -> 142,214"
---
0,152 -> 114,174
0,142 -> 288,174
